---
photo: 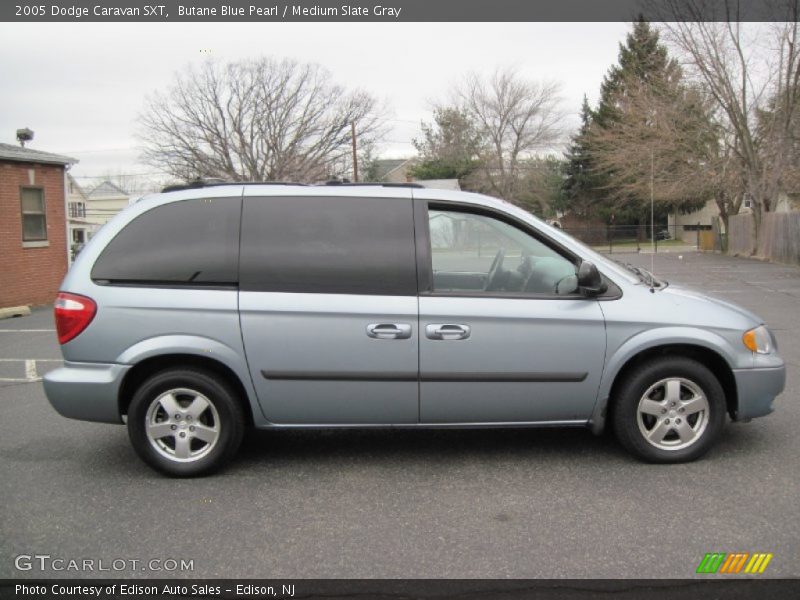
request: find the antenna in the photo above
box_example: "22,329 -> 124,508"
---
650,148 -> 655,291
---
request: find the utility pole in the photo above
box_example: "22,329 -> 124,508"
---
351,121 -> 359,182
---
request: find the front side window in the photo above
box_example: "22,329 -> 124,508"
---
428,208 -> 579,296
91,198 -> 241,285
240,196 -> 416,295
21,187 -> 46,242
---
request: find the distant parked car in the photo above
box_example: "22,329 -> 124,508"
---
656,229 -> 672,241
43,183 -> 785,476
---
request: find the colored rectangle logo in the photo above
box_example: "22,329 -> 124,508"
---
697,552 -> 773,574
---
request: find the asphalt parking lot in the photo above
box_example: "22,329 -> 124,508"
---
1,251 -> 798,579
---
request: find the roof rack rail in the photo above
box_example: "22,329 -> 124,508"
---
161,180 -> 307,193
322,181 -> 425,189
160,179 -> 425,193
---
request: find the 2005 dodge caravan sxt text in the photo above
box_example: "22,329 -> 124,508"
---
43,183 -> 786,476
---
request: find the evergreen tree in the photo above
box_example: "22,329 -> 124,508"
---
594,17 -> 675,129
410,106 -> 483,185
559,96 -> 603,219
588,17 -> 686,225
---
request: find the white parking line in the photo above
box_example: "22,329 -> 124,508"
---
0,359 -> 62,362
0,358 -> 61,383
25,360 -> 37,380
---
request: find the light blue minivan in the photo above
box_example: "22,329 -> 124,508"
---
43,183 -> 786,476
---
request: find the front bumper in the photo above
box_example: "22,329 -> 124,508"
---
43,361 -> 130,424
732,363 -> 786,420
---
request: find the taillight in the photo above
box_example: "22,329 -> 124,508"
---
54,292 -> 97,344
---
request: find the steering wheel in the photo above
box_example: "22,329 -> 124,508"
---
484,248 -> 506,291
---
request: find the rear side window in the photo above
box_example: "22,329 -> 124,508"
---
91,198 -> 241,285
240,196 -> 416,295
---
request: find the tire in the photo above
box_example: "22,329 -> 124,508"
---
612,357 -> 726,463
127,368 -> 245,477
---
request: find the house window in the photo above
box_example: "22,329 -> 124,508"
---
21,187 -> 47,242
68,201 -> 85,218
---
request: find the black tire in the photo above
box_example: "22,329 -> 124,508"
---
127,368 -> 245,477
612,357 -> 726,463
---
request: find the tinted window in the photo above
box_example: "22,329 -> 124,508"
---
428,208 -> 578,296
91,198 -> 241,285
240,196 -> 416,295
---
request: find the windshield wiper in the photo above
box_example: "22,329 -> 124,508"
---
616,261 -> 663,288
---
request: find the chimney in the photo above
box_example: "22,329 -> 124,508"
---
16,128 -> 34,147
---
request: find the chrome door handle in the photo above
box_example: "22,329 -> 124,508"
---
425,324 -> 471,340
366,323 -> 412,339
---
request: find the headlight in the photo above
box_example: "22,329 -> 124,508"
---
743,325 -> 773,354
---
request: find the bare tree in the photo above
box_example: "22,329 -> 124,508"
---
655,1 -> 800,245
587,70 -> 731,224
138,57 -> 386,183
454,68 -> 565,202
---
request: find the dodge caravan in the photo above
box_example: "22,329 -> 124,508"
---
43,183 -> 786,476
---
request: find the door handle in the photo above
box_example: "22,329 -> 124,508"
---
425,324 -> 471,340
366,323 -> 412,339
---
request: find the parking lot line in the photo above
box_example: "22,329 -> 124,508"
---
0,358 -> 61,383
0,358 -> 62,362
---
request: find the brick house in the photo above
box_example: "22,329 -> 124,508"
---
0,143 -> 78,309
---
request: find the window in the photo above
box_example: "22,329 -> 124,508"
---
91,198 -> 241,285
240,196 -> 416,295
427,208 -> 578,296
21,188 -> 47,242
68,202 -> 86,218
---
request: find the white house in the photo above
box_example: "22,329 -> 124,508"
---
66,174 -> 96,261
669,192 -> 799,242
86,180 -> 131,228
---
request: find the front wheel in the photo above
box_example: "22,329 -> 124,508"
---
612,357 -> 726,463
127,368 -> 245,476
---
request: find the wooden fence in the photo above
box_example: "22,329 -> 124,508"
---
727,212 -> 800,265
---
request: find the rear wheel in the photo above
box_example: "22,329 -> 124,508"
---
612,357 -> 726,463
127,368 -> 245,476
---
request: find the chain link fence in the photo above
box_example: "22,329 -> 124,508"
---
558,223 -> 713,253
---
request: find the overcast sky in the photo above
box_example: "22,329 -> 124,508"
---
0,22 -> 630,191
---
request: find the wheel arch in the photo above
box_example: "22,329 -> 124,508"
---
591,341 -> 738,434
118,353 -> 258,427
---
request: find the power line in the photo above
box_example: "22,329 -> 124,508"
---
59,147 -> 139,155
71,172 -> 169,179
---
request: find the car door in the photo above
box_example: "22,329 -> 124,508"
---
238,189 -> 419,424
416,200 -> 607,424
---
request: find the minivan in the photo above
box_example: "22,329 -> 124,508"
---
43,183 -> 786,476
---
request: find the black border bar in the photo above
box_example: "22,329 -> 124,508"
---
3,579 -> 800,599
2,1 -> 796,23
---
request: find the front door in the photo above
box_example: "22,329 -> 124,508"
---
417,203 -> 607,423
239,191 -> 419,424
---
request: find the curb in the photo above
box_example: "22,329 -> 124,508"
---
0,305 -> 32,320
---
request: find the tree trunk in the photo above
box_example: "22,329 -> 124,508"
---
750,200 -> 762,256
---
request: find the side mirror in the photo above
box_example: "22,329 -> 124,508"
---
577,261 -> 608,297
